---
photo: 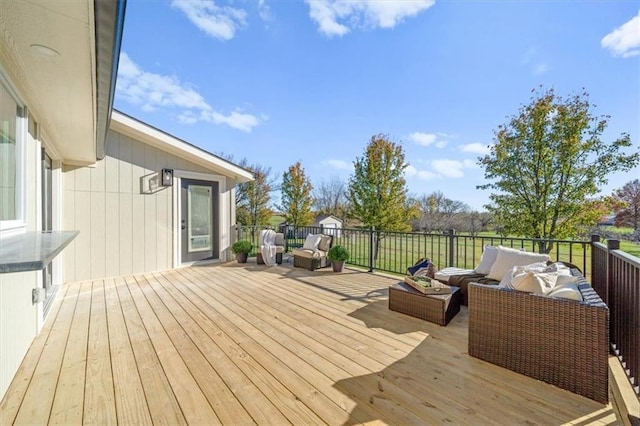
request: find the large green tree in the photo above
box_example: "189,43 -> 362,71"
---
280,161 -> 314,227
478,87 -> 639,251
235,160 -> 274,228
347,134 -> 416,259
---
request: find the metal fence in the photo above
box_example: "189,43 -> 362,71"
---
237,225 -> 591,277
592,236 -> 640,397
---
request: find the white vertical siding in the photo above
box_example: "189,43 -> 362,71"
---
0,271 -> 39,399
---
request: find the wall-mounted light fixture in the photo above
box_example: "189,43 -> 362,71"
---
161,168 -> 174,186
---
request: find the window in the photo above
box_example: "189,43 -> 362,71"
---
0,80 -> 24,229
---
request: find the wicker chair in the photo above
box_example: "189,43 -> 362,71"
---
468,271 -> 609,404
292,234 -> 333,271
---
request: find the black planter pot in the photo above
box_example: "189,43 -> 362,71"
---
236,253 -> 248,263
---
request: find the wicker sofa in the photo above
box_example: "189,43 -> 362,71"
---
293,234 -> 333,271
468,271 -> 609,404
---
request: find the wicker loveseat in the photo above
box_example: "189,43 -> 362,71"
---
468,271 -> 609,404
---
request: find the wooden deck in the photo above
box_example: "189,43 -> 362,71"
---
0,261 -> 617,425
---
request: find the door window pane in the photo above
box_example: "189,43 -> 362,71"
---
188,185 -> 212,252
0,83 -> 18,221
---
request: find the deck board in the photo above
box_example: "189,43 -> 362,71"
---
1,261 -> 614,425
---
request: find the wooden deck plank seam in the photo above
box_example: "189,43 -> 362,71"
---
177,267 -> 438,425
134,273 -> 256,424
150,270 -> 294,425
169,268 -> 341,424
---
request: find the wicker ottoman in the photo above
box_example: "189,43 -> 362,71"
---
389,282 -> 461,325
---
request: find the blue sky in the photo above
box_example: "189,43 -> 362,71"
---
115,0 -> 640,211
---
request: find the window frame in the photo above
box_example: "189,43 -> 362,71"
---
0,74 -> 27,232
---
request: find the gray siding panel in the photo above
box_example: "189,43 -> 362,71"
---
63,130 -> 176,281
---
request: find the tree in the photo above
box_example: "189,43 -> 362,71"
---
478,87 -> 639,252
412,191 -> 470,232
312,177 -> 348,221
613,179 -> 640,233
235,160 -> 274,228
280,162 -> 314,227
347,134 -> 416,259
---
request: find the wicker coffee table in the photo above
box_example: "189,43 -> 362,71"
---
388,282 -> 461,325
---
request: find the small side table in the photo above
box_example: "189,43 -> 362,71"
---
389,282 -> 461,325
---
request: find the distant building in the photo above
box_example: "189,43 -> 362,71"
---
598,213 -> 616,226
314,215 -> 343,237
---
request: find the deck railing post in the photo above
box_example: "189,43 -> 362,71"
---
447,229 -> 456,267
369,226 -> 375,273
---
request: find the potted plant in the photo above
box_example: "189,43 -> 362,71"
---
231,240 -> 252,263
327,245 -> 349,272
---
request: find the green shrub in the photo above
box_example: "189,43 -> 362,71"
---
328,245 -> 349,262
232,240 -> 252,254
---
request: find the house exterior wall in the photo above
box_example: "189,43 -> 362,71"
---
62,129 -> 236,282
0,114 -> 43,399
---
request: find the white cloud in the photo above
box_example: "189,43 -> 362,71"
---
305,0 -> 434,37
601,11 -> 640,58
409,132 -> 447,148
117,53 -> 261,132
405,164 -> 417,176
258,0 -> 272,22
533,63 -> 549,75
326,159 -> 352,170
417,170 -> 437,180
171,0 -> 247,41
521,46 -> 550,76
460,143 -> 490,155
405,164 -> 437,180
431,159 -> 476,178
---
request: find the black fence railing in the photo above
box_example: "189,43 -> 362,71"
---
592,236 -> 640,397
239,224 -> 640,399
237,225 -> 591,278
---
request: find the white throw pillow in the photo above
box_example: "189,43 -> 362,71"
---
302,234 -> 322,251
499,262 -> 548,287
548,283 -> 583,301
474,245 -> 499,275
509,269 -> 558,294
487,247 -> 550,281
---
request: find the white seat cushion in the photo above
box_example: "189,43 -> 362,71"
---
435,267 -> 475,283
293,248 -> 326,259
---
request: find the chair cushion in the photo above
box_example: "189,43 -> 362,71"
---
318,235 -> 332,252
302,234 -> 322,250
435,267 -> 475,283
293,248 -> 327,259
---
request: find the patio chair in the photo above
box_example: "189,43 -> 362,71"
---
257,230 -> 284,265
293,233 -> 333,271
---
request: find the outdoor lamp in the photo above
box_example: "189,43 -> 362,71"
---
161,168 -> 173,186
